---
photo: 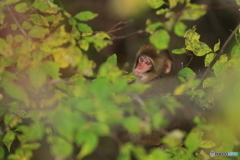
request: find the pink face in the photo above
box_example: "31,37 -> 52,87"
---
134,55 -> 153,77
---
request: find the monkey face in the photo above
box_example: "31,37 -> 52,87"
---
134,55 -> 153,78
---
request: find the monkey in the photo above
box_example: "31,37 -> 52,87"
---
133,44 -> 173,84
130,44 -> 201,149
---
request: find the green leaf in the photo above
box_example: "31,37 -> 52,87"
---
149,149 -> 171,160
29,67 -> 47,89
156,8 -> 169,15
213,39 -> 220,52
28,26 -> 49,39
22,143 -> 41,150
180,4 -> 206,21
185,129 -> 202,153
51,137 -> 73,159
106,54 -> 117,66
172,48 -> 186,54
184,27 -> 212,56
41,61 -> 59,79
76,131 -> 98,159
169,0 -> 178,8
77,23 -> 93,32
68,17 -> 77,26
3,131 -> 15,152
150,29 -> 170,50
22,21 -> 33,30
146,22 -> 163,34
11,24 -> 17,30
15,2 -> 29,13
29,14 -> 49,26
147,0 -> 165,9
78,39 -> 89,51
122,117 -> 141,133
236,0 -> 240,5
177,67 -> 195,77
14,34 -> 24,43
204,52 -> 216,67
0,147 -> 4,159
212,54 -> 228,76
203,77 -> 218,88
174,21 -> 187,36
75,11 -> 98,21
2,81 -> 29,105
32,0 -> 59,14
231,45 -> 240,58
200,140 -> 216,149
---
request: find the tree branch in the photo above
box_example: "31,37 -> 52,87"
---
199,23 -> 240,87
7,5 -> 32,40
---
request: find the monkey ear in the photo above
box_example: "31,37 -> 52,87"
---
164,59 -> 172,74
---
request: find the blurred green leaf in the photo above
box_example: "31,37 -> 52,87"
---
11,24 -> 17,30
22,143 -> 41,150
149,149 -> 170,160
79,39 -> 89,51
200,140 -> 215,149
185,129 -> 201,153
68,17 -> 77,26
184,27 -> 212,56
180,4 -> 206,20
150,29 -> 170,50
51,137 -> 73,159
41,61 -> 59,79
15,2 -> 29,13
235,0 -> 240,5
146,22 -> 163,34
231,45 -> 240,58
147,0 -> 165,9
76,131 -> 98,159
162,130 -> 185,148
174,21 -> 187,36
203,77 -> 218,88
169,0 -> 178,8
156,8 -> 169,15
29,14 -> 49,27
32,0 -> 59,13
29,67 -> 47,89
3,131 -> 15,152
213,40 -> 220,52
212,54 -> 228,76
75,11 -> 98,21
177,67 -> 196,77
106,54 -> 117,66
77,23 -> 93,32
28,26 -> 49,39
2,81 -> 29,106
122,116 -> 141,133
172,48 -> 186,54
0,147 -> 4,159
204,52 -> 216,67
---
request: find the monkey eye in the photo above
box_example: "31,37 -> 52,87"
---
146,60 -> 152,65
139,56 -> 144,62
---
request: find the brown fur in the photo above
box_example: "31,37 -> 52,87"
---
133,44 -> 173,83
131,44 -> 200,149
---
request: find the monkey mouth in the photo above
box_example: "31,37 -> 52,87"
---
135,70 -> 149,77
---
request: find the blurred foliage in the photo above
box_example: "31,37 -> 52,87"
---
0,0 -> 239,160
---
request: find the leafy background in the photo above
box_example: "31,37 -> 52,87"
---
0,0 -> 240,160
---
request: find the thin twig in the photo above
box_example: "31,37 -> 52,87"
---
199,23 -> 240,87
108,20 -> 133,32
7,5 -> 32,40
111,30 -> 145,40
